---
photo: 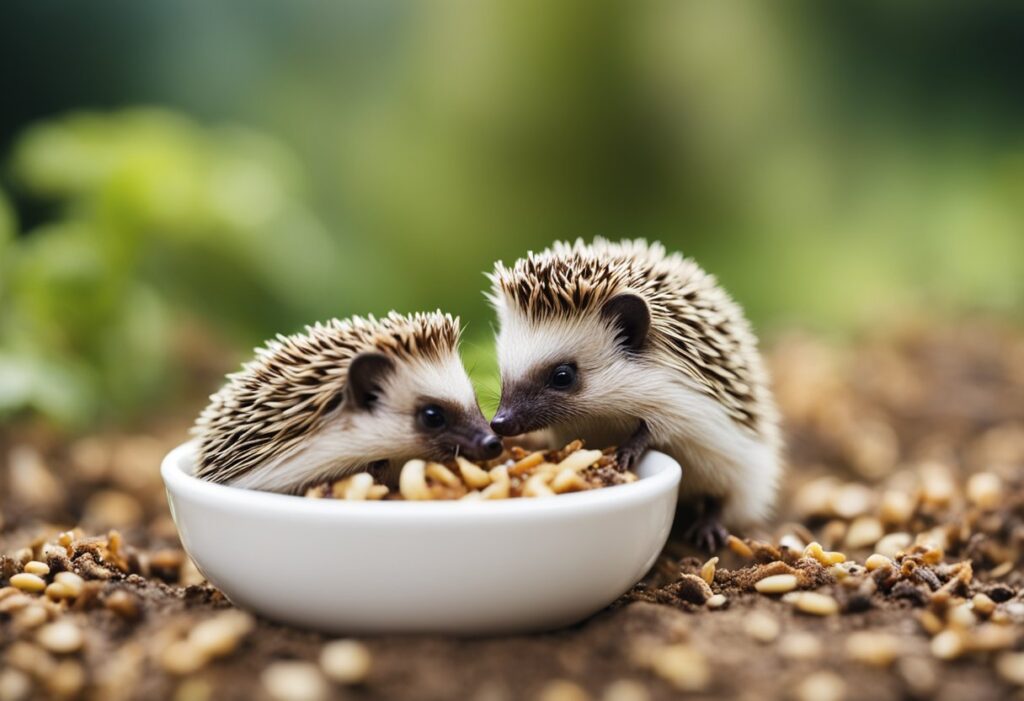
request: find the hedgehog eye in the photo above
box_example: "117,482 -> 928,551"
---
418,404 -> 447,430
548,364 -> 577,390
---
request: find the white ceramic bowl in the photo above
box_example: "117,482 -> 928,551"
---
162,442 -> 680,635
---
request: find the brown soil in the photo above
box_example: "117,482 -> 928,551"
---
2,319 -> 1023,701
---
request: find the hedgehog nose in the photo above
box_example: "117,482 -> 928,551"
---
479,434 -> 504,460
490,411 -> 517,436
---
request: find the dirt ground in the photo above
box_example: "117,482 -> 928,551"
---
2,319 -> 1024,701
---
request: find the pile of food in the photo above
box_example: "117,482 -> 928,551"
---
302,441 -> 636,501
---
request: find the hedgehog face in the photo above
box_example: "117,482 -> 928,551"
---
490,293 -> 652,437
346,351 -> 502,462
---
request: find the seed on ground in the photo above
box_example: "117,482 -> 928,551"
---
537,679 -> 590,701
874,532 -> 912,560
917,611 -> 944,636
845,632 -> 901,667
832,563 -> 855,581
788,592 -> 839,616
947,604 -> 976,629
706,594 -> 727,609
972,593 -> 996,617
180,558 -> 205,587
105,590 -> 140,620
10,574 -> 46,594
320,639 -> 371,685
821,520 -> 847,549
699,557 -> 718,585
189,611 -> 254,658
879,489 -> 915,524
930,630 -> 965,660
262,661 -> 328,701
727,535 -> 753,558
803,541 -> 845,566
864,554 -> 892,571
793,476 -> 839,518
36,621 -> 84,654
0,593 -> 32,614
996,652 -> 1024,686
160,640 -> 207,675
778,632 -> 822,660
919,463 -> 955,507
174,679 -> 214,701
779,534 -> 805,553
23,561 -> 50,577
0,669 -> 32,701
45,583 -> 75,601
795,671 -> 845,701
601,679 -> 650,701
844,517 -> 884,549
966,472 -> 1002,510
918,544 -> 944,565
755,574 -> 798,594
14,604 -> 48,632
647,644 -> 709,692
969,623 -> 1016,651
990,560 -> 1014,578
47,660 -> 85,698
898,657 -> 937,696
830,482 -> 874,519
744,612 -> 780,643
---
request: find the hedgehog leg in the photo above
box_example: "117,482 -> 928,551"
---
616,420 -> 652,471
684,496 -> 730,554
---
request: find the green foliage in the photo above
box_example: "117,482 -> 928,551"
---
0,109 -> 347,426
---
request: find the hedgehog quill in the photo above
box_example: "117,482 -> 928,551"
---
193,311 -> 503,493
487,239 -> 781,551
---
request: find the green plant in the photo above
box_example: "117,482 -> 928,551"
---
0,109 -> 346,426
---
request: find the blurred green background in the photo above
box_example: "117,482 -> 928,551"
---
1,0 -> 1022,427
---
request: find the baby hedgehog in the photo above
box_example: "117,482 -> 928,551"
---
193,311 -> 502,493
487,238 -> 781,550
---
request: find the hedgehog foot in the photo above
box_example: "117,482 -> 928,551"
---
684,497 -> 729,553
616,420 -> 651,471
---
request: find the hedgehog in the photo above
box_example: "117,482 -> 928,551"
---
193,311 -> 502,493
486,238 -> 781,551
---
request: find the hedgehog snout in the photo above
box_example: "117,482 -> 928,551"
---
451,428 -> 504,460
490,410 -> 518,436
491,407 -> 538,437
478,434 -> 504,460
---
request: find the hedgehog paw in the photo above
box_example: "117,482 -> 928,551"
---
616,421 -> 651,471
685,515 -> 729,554
616,444 -> 645,472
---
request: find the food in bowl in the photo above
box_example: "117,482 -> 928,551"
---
303,440 -> 637,501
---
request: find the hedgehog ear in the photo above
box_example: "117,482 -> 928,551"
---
601,293 -> 650,352
346,353 -> 395,411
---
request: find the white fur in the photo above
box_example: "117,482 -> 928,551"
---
495,307 -> 779,529
230,352 -> 480,493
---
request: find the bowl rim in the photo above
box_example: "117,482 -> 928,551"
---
162,441 -> 681,521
